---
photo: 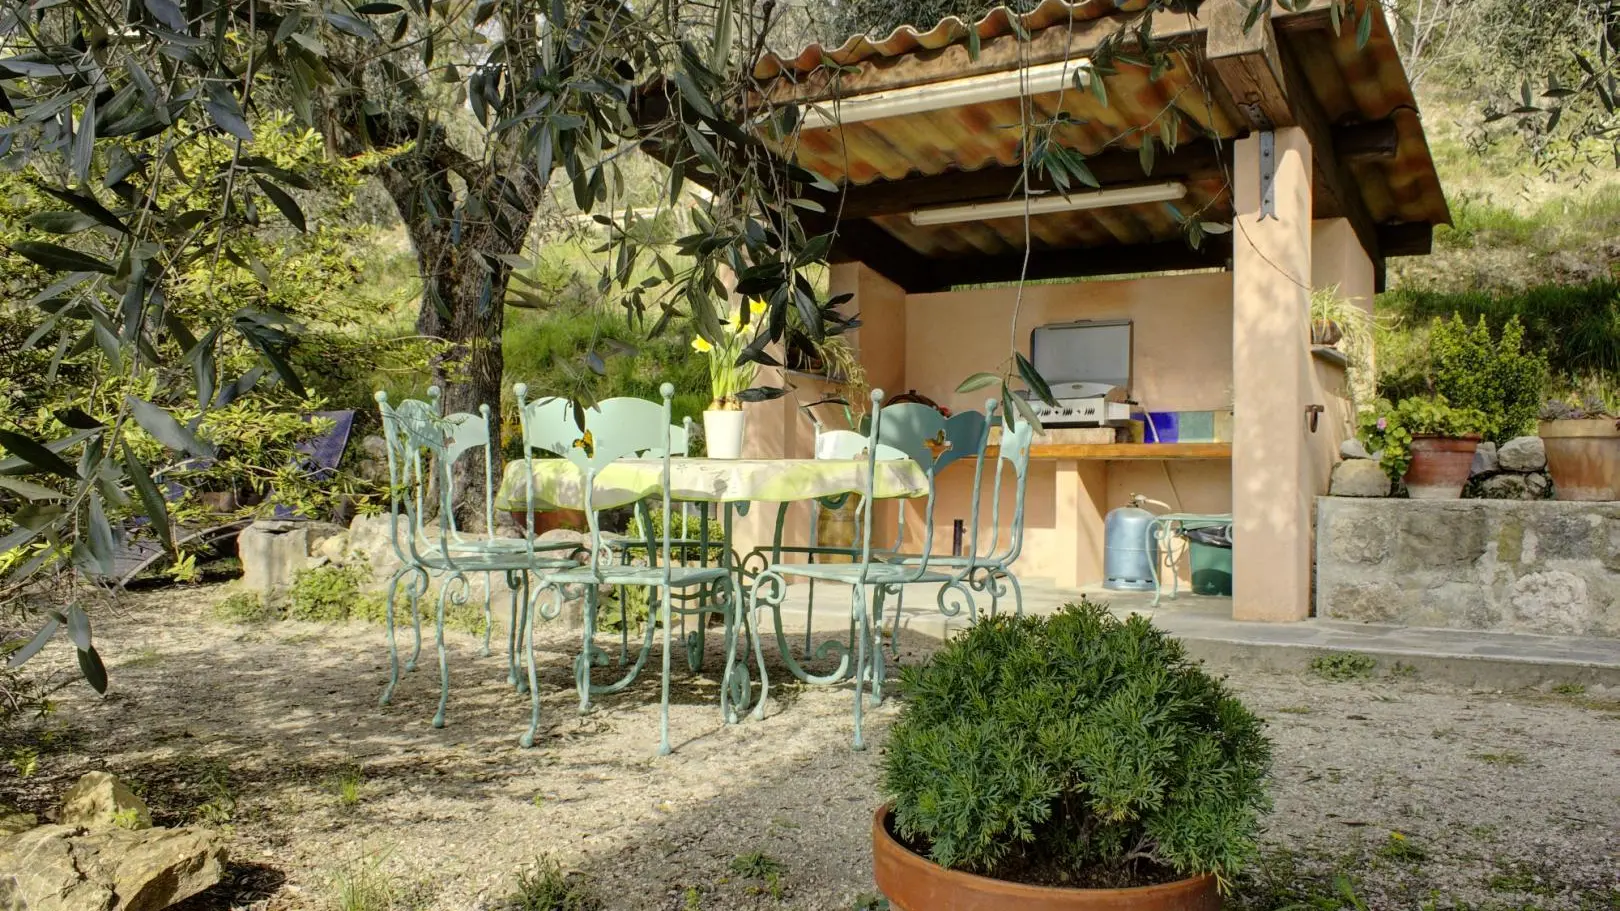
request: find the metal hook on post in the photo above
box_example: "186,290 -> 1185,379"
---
1305,404 -> 1324,433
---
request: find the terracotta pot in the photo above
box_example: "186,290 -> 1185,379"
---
815,494 -> 860,565
1540,418 -> 1620,501
510,508 -> 589,535
1402,434 -> 1480,500
1310,318 -> 1343,347
872,804 -> 1221,911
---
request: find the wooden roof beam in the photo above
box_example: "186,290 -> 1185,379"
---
1379,222 -> 1432,257
827,219 -> 942,293
927,236 -> 1233,289
1336,119 -> 1400,161
1204,0 -> 1294,131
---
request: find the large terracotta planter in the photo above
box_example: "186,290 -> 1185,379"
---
872,805 -> 1221,911
1540,419 -> 1620,501
510,508 -> 588,535
1403,435 -> 1480,500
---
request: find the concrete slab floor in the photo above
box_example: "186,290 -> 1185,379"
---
751,577 -> 1620,689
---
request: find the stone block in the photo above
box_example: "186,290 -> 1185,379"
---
1508,571 -> 1590,635
1329,460 -> 1391,498
1325,506 -> 1393,565
1534,513 -> 1598,560
1498,436 -> 1547,472
1525,472 -> 1551,499
1479,474 -> 1532,500
1470,442 -> 1499,477
1340,439 -> 1373,460
60,773 -> 150,832
1397,507 -> 1486,570
1321,581 -> 1404,623
237,521 -> 310,602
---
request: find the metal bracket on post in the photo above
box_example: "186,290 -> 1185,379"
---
1258,130 -> 1277,221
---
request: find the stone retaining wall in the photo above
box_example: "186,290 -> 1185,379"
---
1315,497 -> 1620,637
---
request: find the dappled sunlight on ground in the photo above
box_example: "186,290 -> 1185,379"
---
6,584 -> 1617,910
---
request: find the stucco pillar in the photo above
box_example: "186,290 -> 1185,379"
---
1232,127 -> 1313,622
844,263 -> 911,545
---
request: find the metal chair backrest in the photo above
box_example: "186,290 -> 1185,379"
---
517,390 -> 692,459
872,404 -> 988,562
374,390 -> 478,569
814,429 -> 906,462
958,400 -> 1035,568
514,384 -> 681,579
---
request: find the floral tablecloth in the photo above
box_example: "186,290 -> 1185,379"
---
492,457 -> 927,512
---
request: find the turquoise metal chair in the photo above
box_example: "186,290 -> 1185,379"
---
380,388 -> 577,676
514,388 -> 703,673
743,427 -> 908,673
374,392 -> 576,743
748,389 -> 954,751
883,400 -> 1037,649
518,383 -> 746,755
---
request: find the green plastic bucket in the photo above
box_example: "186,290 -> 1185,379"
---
1183,523 -> 1233,597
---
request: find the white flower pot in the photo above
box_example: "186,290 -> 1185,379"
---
704,409 -> 746,459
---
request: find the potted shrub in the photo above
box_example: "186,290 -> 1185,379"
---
1539,396 -> 1620,501
875,601 -> 1270,911
1358,395 -> 1486,499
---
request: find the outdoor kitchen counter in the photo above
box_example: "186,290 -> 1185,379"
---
984,442 -> 1233,460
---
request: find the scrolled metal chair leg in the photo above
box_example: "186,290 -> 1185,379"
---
519,576 -> 542,748
657,584 -> 674,756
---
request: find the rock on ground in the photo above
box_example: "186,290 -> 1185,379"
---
59,772 -> 150,832
0,824 -> 225,911
1340,439 -> 1373,460
1498,436 -> 1548,472
0,806 -> 37,837
1330,460 -> 1391,497
1470,441 -> 1499,477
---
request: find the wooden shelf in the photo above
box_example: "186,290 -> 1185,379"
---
985,442 -> 1233,461
1311,345 -> 1349,369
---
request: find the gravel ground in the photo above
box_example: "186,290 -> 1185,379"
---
5,585 -> 1618,911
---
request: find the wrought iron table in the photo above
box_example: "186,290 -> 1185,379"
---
491,457 -> 930,702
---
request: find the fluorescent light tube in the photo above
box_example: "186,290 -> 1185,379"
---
906,181 -> 1188,226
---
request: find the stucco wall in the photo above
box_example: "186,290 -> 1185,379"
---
900,273 -> 1235,585
1316,498 -> 1620,638
905,272 -> 1235,415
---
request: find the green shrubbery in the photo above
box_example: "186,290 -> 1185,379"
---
883,601 -> 1271,888
1425,316 -> 1547,442
1382,286 -> 1601,399
287,563 -> 383,623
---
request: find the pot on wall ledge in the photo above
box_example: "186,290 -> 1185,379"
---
1310,317 -> 1343,347
704,407 -> 746,459
1403,434 -> 1481,499
1540,418 -> 1620,501
871,805 -> 1221,911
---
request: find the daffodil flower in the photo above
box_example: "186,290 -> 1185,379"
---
691,336 -> 713,353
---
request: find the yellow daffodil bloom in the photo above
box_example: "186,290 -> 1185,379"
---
691,336 -> 713,353
749,299 -> 767,318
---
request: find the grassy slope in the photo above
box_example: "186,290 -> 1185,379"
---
1378,81 -> 1620,399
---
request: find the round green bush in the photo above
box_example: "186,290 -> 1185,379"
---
882,600 -> 1272,890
